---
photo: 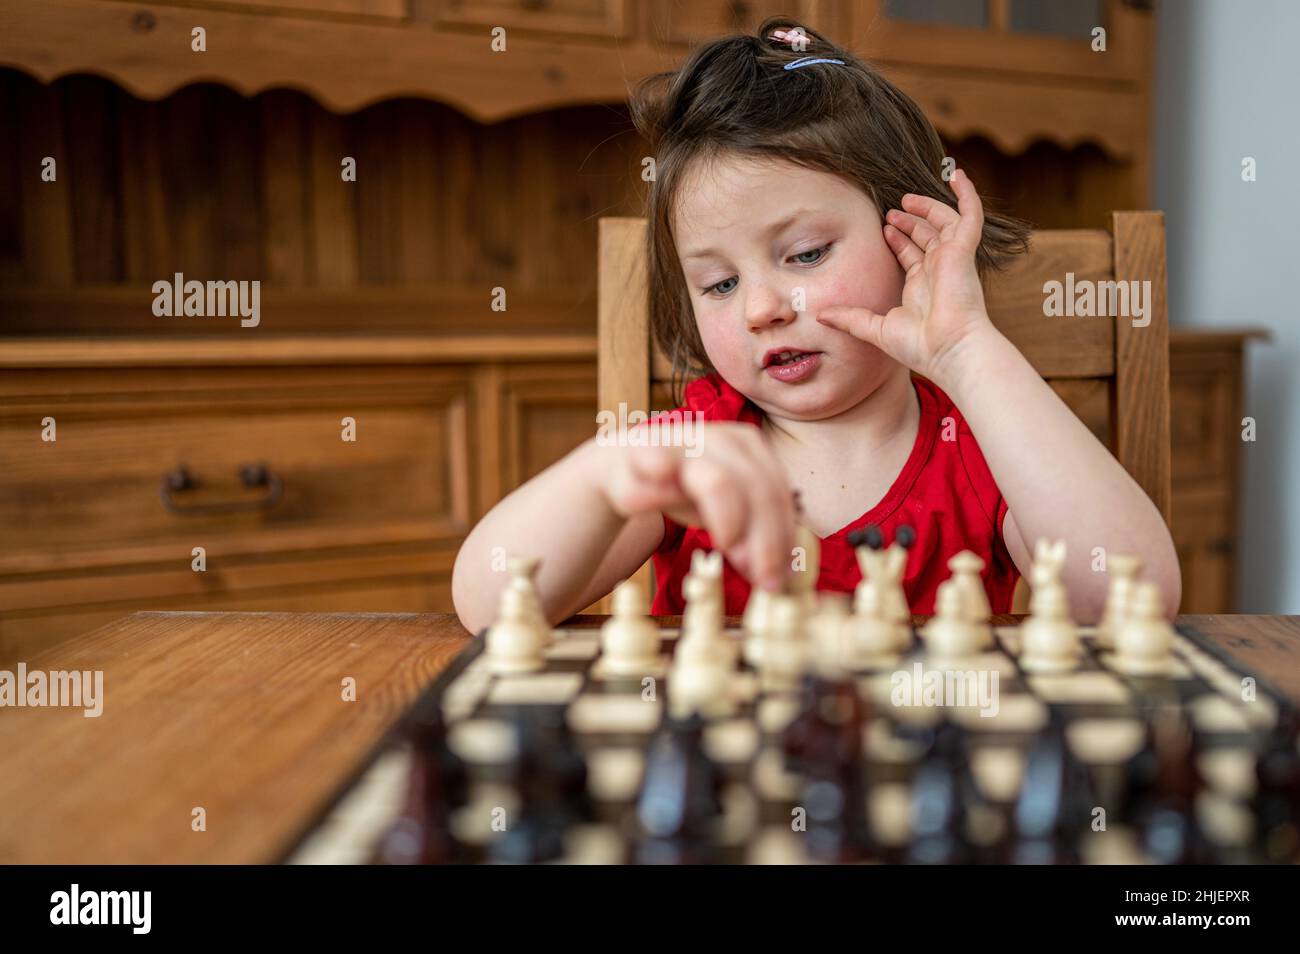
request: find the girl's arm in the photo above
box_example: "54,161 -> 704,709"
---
451,438 -> 662,634
451,423 -> 798,632
937,326 -> 1180,623
818,168 -> 1180,622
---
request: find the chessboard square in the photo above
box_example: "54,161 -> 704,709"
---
556,824 -> 628,864
1066,718 -> 1144,763
757,696 -> 801,733
590,656 -> 669,682
1097,651 -> 1192,679
748,825 -> 813,865
971,747 -> 1026,802
585,748 -> 646,802
863,721 -> 927,763
567,694 -> 663,734
1027,671 -> 1130,704
868,783 -> 912,846
486,672 -> 584,705
705,719 -> 761,763
947,694 -> 1046,731
544,638 -> 601,660
448,718 -> 518,763
752,746 -> 803,800
1198,748 -> 1257,798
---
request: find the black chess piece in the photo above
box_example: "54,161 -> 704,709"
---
847,524 -> 885,552
1252,707 -> 1300,862
1120,706 -> 1216,864
906,721 -> 980,864
633,714 -> 726,864
374,707 -> 468,865
895,524 -> 916,550
1011,707 -> 1096,864
783,674 -> 875,862
531,704 -> 595,827
489,708 -> 578,864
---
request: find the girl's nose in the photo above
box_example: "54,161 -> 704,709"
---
745,282 -> 798,333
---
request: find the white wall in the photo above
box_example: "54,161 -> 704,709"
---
1153,0 -> 1300,613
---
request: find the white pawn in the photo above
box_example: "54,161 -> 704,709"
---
920,579 -> 986,661
757,593 -> 808,693
948,551 -> 993,645
1019,539 -> 1082,673
1095,554 -> 1143,648
845,577 -> 908,665
1112,581 -> 1175,675
599,579 -> 661,676
506,555 -> 553,644
742,586 -> 771,669
485,584 -> 547,674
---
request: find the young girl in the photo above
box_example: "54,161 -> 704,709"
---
452,20 -> 1180,633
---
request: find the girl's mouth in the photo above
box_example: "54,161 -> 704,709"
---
763,351 -> 822,382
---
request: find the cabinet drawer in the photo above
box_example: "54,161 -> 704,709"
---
0,366 -> 472,571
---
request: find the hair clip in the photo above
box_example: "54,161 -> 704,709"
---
783,55 -> 846,70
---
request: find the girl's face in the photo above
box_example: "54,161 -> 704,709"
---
673,154 -> 906,421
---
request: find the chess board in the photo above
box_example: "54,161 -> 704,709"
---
284,620 -> 1296,865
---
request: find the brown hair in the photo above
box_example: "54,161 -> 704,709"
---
629,17 -> 1032,398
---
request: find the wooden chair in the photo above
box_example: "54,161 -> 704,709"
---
596,213 -> 1171,612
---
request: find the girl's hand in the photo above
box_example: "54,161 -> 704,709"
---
596,422 -> 796,592
817,168 -> 997,386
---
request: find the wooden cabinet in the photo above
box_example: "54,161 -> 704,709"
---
0,339 -> 597,661
1167,330 -> 1267,615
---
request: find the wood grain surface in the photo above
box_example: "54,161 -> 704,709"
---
0,611 -> 1295,864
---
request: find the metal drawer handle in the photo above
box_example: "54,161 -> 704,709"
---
160,464 -> 284,515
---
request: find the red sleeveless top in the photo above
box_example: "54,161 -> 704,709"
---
650,372 -> 1020,616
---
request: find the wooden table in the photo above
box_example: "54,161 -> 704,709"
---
1,612 -> 1297,865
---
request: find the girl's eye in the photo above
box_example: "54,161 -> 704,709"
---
705,276 -> 739,296
791,243 -> 832,265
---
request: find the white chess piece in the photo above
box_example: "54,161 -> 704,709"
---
845,574 -> 908,665
1111,581 -> 1175,675
920,579 -> 985,661
757,593 -> 808,693
790,523 -> 821,613
505,555 -> 553,644
853,534 -> 911,627
1019,539 -> 1082,673
679,550 -> 735,667
947,551 -> 993,648
1095,554 -> 1143,648
599,579 -> 661,676
485,584 -> 547,674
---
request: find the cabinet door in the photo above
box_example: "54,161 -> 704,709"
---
851,0 -> 1152,83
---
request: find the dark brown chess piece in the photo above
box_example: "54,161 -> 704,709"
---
906,721 -> 980,864
1121,706 -> 1216,864
1252,707 -> 1300,862
373,707 -> 468,865
490,707 -> 579,864
633,714 -> 726,864
1011,706 -> 1096,864
783,674 -> 875,862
